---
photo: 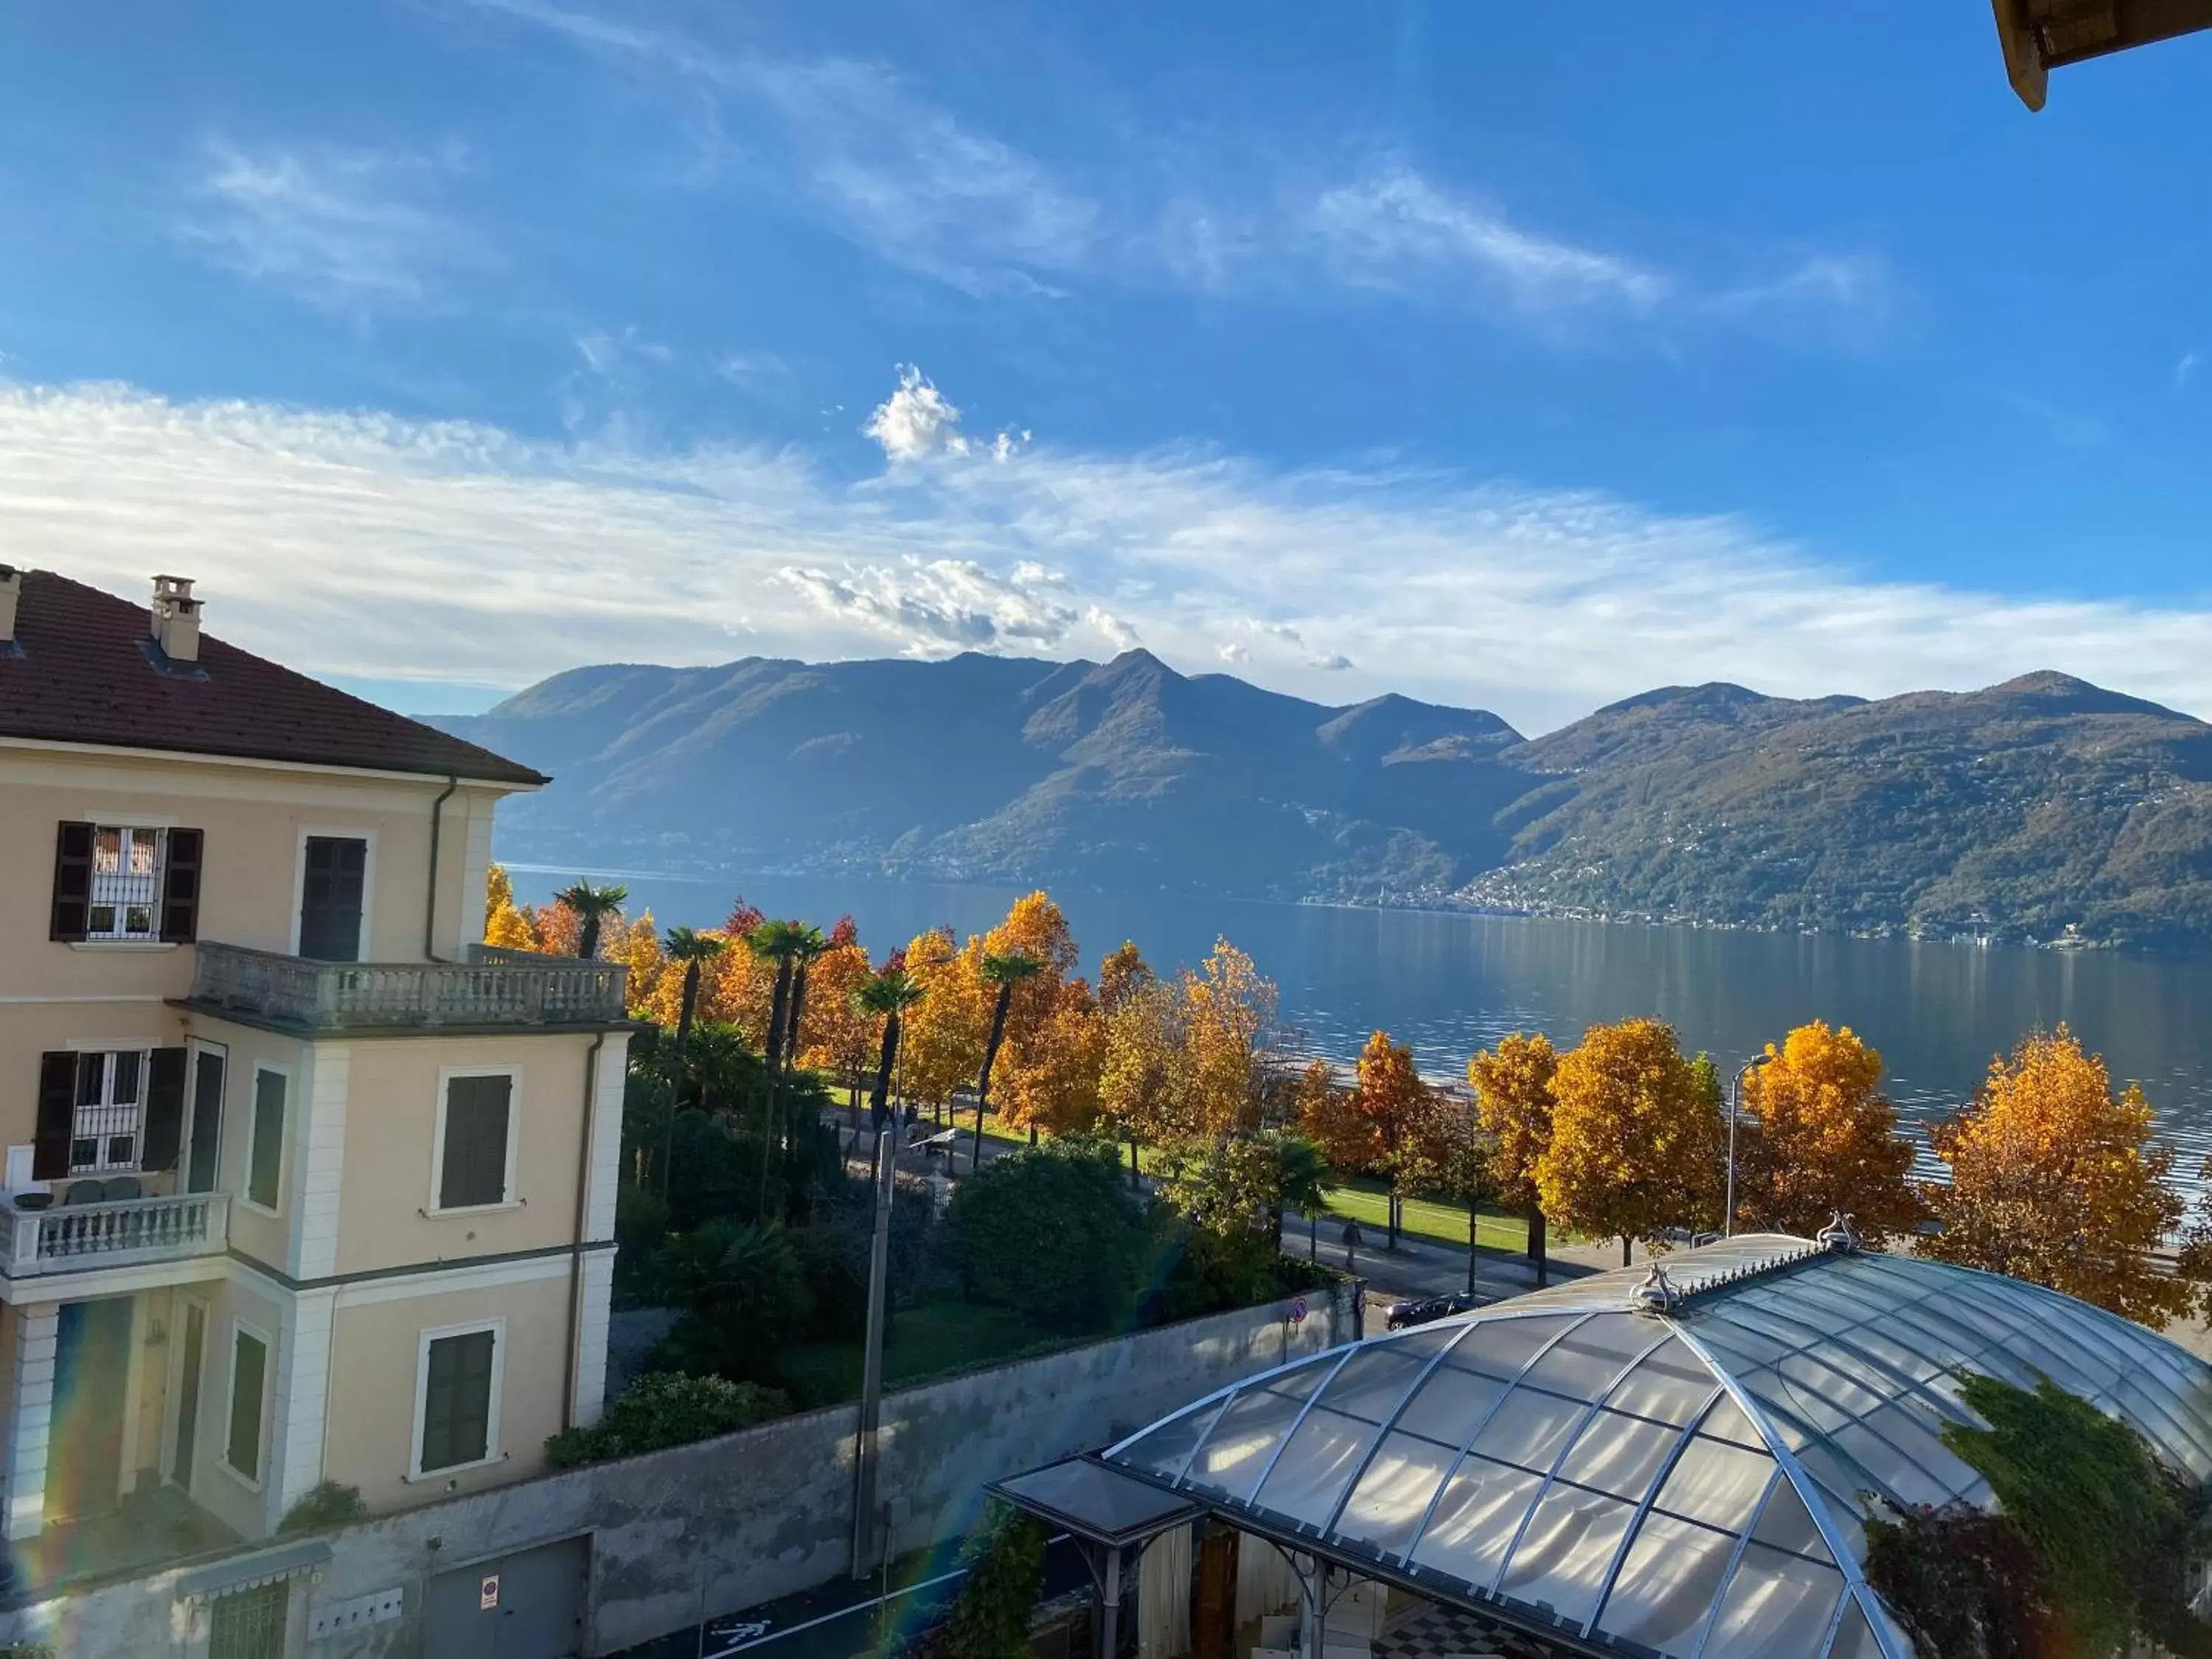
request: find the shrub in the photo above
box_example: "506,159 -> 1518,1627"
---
946,1138 -> 1151,1334
544,1373 -> 789,1469
905,1504 -> 1049,1659
277,1480 -> 367,1534
649,1217 -> 815,1379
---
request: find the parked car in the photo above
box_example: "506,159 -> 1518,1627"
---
1385,1293 -> 1481,1331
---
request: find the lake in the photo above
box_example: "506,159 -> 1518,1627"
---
510,866 -> 2212,1175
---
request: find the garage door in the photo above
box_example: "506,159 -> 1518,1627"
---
425,1535 -> 590,1658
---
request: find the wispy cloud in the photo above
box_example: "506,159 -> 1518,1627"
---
180,138 -> 485,311
2177,351 -> 2199,394
1307,167 -> 1668,313
18,375 -> 2201,733
462,0 -> 1885,341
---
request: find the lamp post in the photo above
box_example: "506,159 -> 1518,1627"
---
1723,1054 -> 1770,1239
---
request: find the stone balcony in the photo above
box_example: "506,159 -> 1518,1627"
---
182,942 -> 629,1034
0,1190 -> 229,1279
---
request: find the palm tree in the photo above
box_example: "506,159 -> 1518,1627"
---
745,921 -> 824,1214
746,921 -> 809,1073
855,969 -> 925,1162
552,878 -> 628,959
659,926 -> 726,1196
971,953 -> 1042,1174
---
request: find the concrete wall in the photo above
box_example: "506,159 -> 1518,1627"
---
0,1285 -> 1360,1658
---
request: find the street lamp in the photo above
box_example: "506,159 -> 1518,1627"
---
1723,1054 -> 1771,1239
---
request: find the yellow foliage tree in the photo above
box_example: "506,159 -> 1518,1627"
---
1733,1021 -> 1919,1245
1922,1026 -> 2186,1326
482,862 -> 543,950
1099,973 -> 1183,1180
1350,1030 -> 1431,1249
1097,941 -> 1152,1015
796,940 -> 877,1105
1002,977 -> 1106,1139
1298,1057 -> 1369,1171
898,928 -> 989,1124
1470,1032 -> 1559,1282
1536,1018 -> 1722,1265
614,911 -> 664,1020
1170,939 -> 1279,1141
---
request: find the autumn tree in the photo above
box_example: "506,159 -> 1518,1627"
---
614,910 -> 664,1020
484,862 -> 543,951
1002,977 -> 1106,1141
1096,941 -> 1152,1016
1537,1019 -> 1722,1265
796,936 -> 877,1107
899,928 -> 989,1125
1923,1026 -> 2188,1326
552,879 -> 629,959
1398,1091 -> 1498,1295
1348,1031 -> 1434,1251
1470,1032 -> 1558,1286
1099,973 -> 1181,1185
1731,1021 -> 1919,1245
1169,940 -> 1279,1141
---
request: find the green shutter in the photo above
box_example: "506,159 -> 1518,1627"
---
439,1076 -> 511,1209
248,1071 -> 285,1209
227,1329 -> 266,1481
420,1329 -> 496,1471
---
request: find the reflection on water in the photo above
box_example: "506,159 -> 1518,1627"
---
512,866 -> 2212,1175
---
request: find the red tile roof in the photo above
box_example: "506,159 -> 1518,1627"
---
0,571 -> 547,787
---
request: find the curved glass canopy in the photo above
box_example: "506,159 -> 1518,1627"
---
1103,1234 -> 2212,1659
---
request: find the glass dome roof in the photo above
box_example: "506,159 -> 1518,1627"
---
1102,1234 -> 2212,1659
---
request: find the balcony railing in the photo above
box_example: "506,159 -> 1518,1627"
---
185,941 -> 628,1032
0,1192 -> 229,1278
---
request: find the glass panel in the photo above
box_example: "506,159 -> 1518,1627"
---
1520,1315 -> 1656,1402
1697,1394 -> 1767,1450
1652,1439 -> 1774,1532
1778,1354 -> 1887,1417
1772,1372 -> 1857,1436
1186,1385 -> 1313,1498
1809,1484 -> 1870,1563
1557,1409 -> 1684,1500
1321,1340 -> 1446,1425
1396,1366 -> 1508,1450
1597,1511 -> 1737,1657
1252,1407 -> 1376,1526
1496,1485 -> 1635,1627
1710,1300 -> 1829,1349
1117,1399 -> 1226,1478
1443,1315 -> 1582,1381
1407,1457 -> 1546,1589
1825,1596 -> 1880,1659
1832,1423 -> 1950,1509
1748,1478 -> 1832,1563
1338,1430 -> 1457,1556
1607,1338 -> 1717,1425
1829,1325 -> 1944,1385
1467,1388 -> 1588,1473
1860,1406 -> 1980,1498
1696,1316 -> 1795,1367
1702,1543 -> 1843,1659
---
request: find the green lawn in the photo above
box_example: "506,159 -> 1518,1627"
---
773,1300 -> 1063,1406
1319,1175 -> 1532,1255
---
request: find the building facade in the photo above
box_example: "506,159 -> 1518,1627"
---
0,566 -> 627,1571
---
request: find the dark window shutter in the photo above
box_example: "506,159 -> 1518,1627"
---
142,1047 -> 188,1172
34,1053 -> 74,1180
299,836 -> 366,962
422,1329 -> 495,1471
50,822 -> 94,942
439,1076 -> 512,1209
227,1329 -> 266,1481
159,829 -> 204,943
248,1071 -> 285,1209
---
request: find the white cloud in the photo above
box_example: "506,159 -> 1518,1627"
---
181,138 -> 483,311
864,366 -> 970,461
2177,351 -> 2199,394
13,380 -> 2212,733
1308,166 -> 1668,313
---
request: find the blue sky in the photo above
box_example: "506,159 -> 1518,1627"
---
4,1 -> 2211,731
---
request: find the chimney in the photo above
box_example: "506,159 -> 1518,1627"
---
150,574 -> 201,664
0,566 -> 19,646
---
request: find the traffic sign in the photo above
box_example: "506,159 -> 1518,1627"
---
1287,1295 -> 1308,1325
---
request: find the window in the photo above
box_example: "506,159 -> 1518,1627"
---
297,835 -> 368,961
71,1048 -> 147,1172
435,1072 -> 515,1211
246,1068 -> 285,1211
49,821 -> 202,944
225,1324 -> 268,1484
417,1325 -> 501,1475
209,1581 -> 288,1659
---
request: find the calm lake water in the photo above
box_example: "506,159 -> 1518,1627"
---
511,867 -> 2212,1176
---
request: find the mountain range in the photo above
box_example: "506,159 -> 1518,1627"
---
434,653 -> 2212,952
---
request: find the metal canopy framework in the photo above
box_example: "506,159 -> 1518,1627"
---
989,1455 -> 1203,1550
1096,1234 -> 2212,1659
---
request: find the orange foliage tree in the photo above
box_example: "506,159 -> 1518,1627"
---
1099,971 -> 1182,1182
1169,939 -> 1279,1142
1537,1018 -> 1722,1265
1469,1032 -> 1559,1284
1002,977 -> 1106,1139
796,939 -> 877,1107
1923,1026 -> 2188,1325
898,928 -> 989,1124
1732,1021 -> 1919,1245
1350,1031 -> 1432,1251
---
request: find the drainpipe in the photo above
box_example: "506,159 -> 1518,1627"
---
424,776 -> 459,963
564,1030 -> 608,1430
